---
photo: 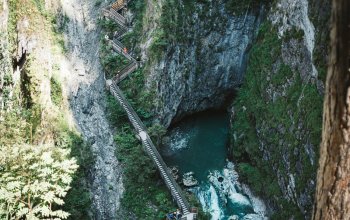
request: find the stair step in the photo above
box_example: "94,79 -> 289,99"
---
106,6 -> 191,211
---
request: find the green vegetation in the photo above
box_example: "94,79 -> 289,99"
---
232,22 -> 323,219
119,68 -> 156,122
309,0 -> 331,83
284,27 -> 305,41
149,0 -> 211,61
62,132 -> 94,220
225,0 -> 272,15
0,144 -> 78,219
100,38 -> 131,79
106,93 -> 175,219
160,0 -> 205,45
148,123 -> 167,146
149,29 -> 167,61
98,18 -> 133,79
1,1 -> 93,219
100,4 -> 177,213
114,125 -> 176,219
121,0 -> 146,51
50,75 -> 63,106
107,94 -> 209,218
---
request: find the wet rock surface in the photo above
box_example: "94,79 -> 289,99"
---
182,171 -> 198,187
190,162 -> 268,219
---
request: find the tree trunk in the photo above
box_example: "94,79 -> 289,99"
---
313,0 -> 350,219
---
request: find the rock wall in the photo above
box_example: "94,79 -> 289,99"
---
231,0 -> 330,218
0,0 -> 12,109
61,0 -> 124,219
135,0 -> 330,218
140,0 -> 264,127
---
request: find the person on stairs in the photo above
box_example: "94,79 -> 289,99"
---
175,209 -> 182,219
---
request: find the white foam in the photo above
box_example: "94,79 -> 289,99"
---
169,128 -> 190,151
208,184 -> 223,220
228,193 -> 252,207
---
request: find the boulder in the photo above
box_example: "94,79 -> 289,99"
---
182,172 -> 198,187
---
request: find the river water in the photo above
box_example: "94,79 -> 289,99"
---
161,111 -> 268,220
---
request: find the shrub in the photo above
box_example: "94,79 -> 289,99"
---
0,144 -> 78,219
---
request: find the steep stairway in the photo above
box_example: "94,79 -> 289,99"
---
102,1 -> 198,219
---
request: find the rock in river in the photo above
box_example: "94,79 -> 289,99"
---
183,172 -> 198,187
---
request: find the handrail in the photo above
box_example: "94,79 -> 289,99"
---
110,83 -> 146,132
102,1 -> 196,219
108,39 -> 135,61
102,9 -> 128,30
109,8 -> 126,24
143,133 -> 191,214
112,61 -> 138,83
110,0 -> 131,11
109,84 -> 190,214
111,0 -> 124,11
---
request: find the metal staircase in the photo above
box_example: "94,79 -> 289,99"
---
102,1 -> 197,219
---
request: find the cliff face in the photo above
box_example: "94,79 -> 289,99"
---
0,0 -> 12,109
231,0 -> 330,218
1,1 -> 114,219
134,0 -> 330,218
61,0 -> 124,219
140,0 -> 263,127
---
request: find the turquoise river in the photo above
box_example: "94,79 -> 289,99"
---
161,111 -> 268,220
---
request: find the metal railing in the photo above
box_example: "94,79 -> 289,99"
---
109,83 -> 191,214
112,61 -> 138,83
102,1 -> 196,218
109,39 -> 135,61
101,8 -> 127,30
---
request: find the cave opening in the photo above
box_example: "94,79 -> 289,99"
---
13,51 -> 27,71
14,51 -> 33,109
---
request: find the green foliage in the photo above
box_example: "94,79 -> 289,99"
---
232,21 -> 322,218
0,109 -> 31,145
149,29 -> 167,61
238,163 -> 264,192
99,38 -> 131,79
106,93 -> 128,126
309,0 -> 331,83
8,0 -> 20,52
122,0 -> 146,51
51,76 -> 63,106
114,125 -> 176,219
284,27 -> 305,41
270,199 -> 304,220
62,132 -> 94,220
119,68 -> 156,122
160,0 -> 189,44
148,123 -> 167,146
270,64 -> 294,85
98,18 -> 120,36
0,144 -> 78,219
4,0 -> 93,219
94,0 -> 103,7
99,1 -> 204,217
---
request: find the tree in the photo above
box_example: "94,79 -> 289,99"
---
313,1 -> 350,219
0,144 -> 78,219
148,123 -> 166,146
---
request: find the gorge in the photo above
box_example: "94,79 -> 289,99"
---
0,0 -> 331,219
